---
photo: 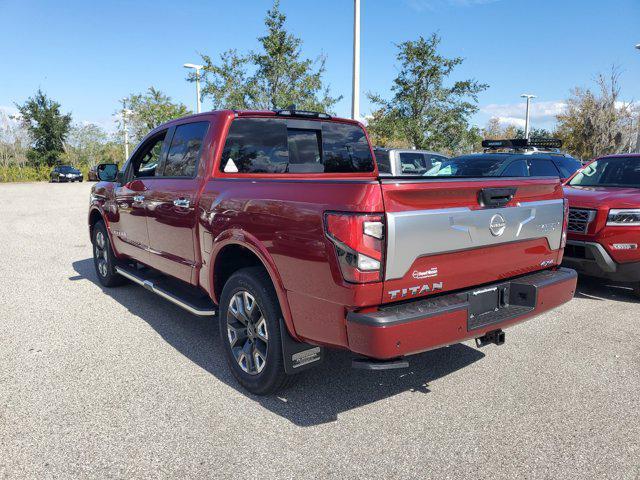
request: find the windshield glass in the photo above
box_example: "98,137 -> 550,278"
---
424,155 -> 507,177
59,166 -> 77,173
569,156 -> 640,188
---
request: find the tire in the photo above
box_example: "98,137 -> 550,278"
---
92,221 -> 126,287
219,267 -> 292,395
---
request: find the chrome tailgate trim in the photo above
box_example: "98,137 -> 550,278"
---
385,199 -> 563,280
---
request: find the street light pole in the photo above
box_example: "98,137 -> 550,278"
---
120,102 -> 132,162
351,0 -> 361,121
634,44 -> 640,152
520,94 -> 536,139
183,63 -> 204,113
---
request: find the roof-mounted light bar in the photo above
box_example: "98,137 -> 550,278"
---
481,138 -> 562,150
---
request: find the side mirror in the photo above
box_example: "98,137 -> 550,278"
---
96,163 -> 119,182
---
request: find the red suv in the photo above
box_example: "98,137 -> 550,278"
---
563,154 -> 640,294
89,109 -> 576,394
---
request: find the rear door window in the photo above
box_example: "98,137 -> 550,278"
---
220,118 -> 374,174
162,122 -> 209,177
528,158 -> 560,177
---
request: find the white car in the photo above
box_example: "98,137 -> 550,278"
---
373,148 -> 449,176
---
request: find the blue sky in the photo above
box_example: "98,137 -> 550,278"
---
1,0 -> 639,133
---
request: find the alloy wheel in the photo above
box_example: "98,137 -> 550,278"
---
94,230 -> 109,278
226,290 -> 269,375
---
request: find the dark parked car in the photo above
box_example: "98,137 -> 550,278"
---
50,165 -> 83,182
425,139 -> 581,181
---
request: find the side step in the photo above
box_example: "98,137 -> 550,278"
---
115,266 -> 216,316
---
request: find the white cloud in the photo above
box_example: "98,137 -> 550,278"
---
481,100 -> 567,127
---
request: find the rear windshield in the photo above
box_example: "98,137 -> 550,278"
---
569,156 -> 640,188
374,149 -> 391,173
425,155 -> 508,177
220,118 -> 374,174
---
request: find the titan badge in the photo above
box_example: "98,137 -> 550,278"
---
387,282 -> 443,300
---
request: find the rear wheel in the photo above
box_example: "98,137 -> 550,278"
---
92,221 -> 126,287
219,267 -> 291,395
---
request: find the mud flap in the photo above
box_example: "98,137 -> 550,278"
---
279,318 -> 324,374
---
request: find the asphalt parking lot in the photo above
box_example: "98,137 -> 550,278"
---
1,181 -> 639,479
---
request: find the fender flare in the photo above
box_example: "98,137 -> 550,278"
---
210,229 -> 299,341
88,205 -> 121,257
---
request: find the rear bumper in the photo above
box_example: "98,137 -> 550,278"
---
346,268 -> 577,359
562,240 -> 640,283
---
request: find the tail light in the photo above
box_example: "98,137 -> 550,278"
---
561,198 -> 569,248
324,213 -> 384,283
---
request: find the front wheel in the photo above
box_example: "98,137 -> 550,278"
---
219,267 -> 291,395
92,221 -> 126,287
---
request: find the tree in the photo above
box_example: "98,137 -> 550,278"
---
62,123 -> 119,167
0,116 -> 30,168
483,117 -> 518,140
556,68 -> 633,159
194,0 -> 341,112
515,127 -> 553,139
15,90 -> 72,166
366,34 -> 488,153
118,87 -> 190,144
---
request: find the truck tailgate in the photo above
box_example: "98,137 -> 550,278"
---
380,177 -> 565,304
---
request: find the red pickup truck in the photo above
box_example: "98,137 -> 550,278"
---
563,154 -> 640,294
89,109 -> 577,394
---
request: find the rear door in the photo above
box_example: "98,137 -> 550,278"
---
380,178 -> 565,303
144,120 -> 210,283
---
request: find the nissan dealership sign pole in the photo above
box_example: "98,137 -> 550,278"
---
352,0 -> 361,121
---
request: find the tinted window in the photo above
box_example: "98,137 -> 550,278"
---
162,122 -> 208,177
374,149 -> 391,173
503,159 -> 528,177
287,128 -> 322,173
528,159 -> 560,177
221,119 -> 288,173
552,156 -> 582,178
399,152 -> 429,174
425,155 -> 508,177
322,122 -> 374,173
569,156 -> 640,187
220,118 -> 374,174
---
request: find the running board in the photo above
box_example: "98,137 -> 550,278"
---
115,266 -> 217,316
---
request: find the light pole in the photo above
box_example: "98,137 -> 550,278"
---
634,44 -> 640,152
183,63 -> 204,113
120,103 -> 133,162
351,0 -> 361,121
520,94 -> 536,139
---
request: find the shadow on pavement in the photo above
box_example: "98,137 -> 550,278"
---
574,275 -> 639,304
71,258 -> 485,426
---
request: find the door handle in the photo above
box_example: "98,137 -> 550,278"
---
133,195 -> 145,203
173,198 -> 191,208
